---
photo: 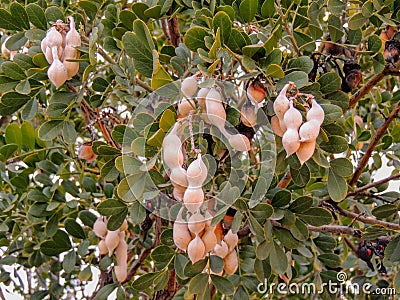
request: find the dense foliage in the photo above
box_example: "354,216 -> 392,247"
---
0,0 -> 400,299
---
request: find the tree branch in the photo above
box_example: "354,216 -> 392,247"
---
349,100 -> 400,187
349,173 -> 400,195
306,225 -> 362,237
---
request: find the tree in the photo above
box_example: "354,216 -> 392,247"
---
0,0 -> 400,299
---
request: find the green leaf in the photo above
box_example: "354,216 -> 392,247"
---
372,204 -> 398,219
277,71 -> 309,89
213,12 -> 232,43
40,230 -> 72,256
0,9 -> 21,31
239,0 -> 258,22
269,241 -> 287,274
122,20 -> 155,77
63,250 -> 76,273
314,236 -> 337,251
151,245 -> 175,262
226,29 -> 249,54
261,0 -> 275,18
327,0 -> 345,15
320,135 -> 348,153
290,164 -> 311,187
1,62 -> 26,80
151,59 -> 172,90
26,4 -> 47,30
131,272 -> 159,290
266,64 -> 284,78
38,120 -> 64,141
45,6 -> 64,23
10,3 -> 30,30
64,219 -> 86,239
97,199 -> 127,216
5,32 -> 28,51
318,253 -> 341,268
348,13 -> 365,30
189,273 -> 209,295
330,158 -> 353,177
297,208 -> 333,226
368,34 -> 381,53
327,172 -> 347,202
130,200 -> 146,224
101,158 -> 119,182
318,72 -> 341,94
272,189 -> 291,207
385,236 -> 400,263
96,284 -> 119,300
209,255 -> 224,273
211,275 -> 234,295
288,56 -> 314,73
321,104 -> 342,125
107,208 -> 128,230
184,26 -> 209,52
0,144 -> 18,160
132,2 -> 150,22
144,5 -> 162,19
5,124 -> 22,152
288,196 -> 313,213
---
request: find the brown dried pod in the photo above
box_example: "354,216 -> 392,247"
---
273,83 -> 290,120
223,229 -> 239,252
223,250 -> 238,275
296,140 -> 316,165
299,120 -> 320,142
172,186 -> 186,201
162,130 -> 184,169
213,241 -> 229,259
120,220 -> 128,231
202,226 -> 217,253
271,115 -> 284,137
170,166 -> 188,188
114,264 -> 127,283
206,88 -> 226,129
227,133 -> 251,152
186,154 -> 207,188
173,208 -> 192,251
78,142 -> 96,163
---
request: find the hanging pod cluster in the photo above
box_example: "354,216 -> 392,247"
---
93,217 -> 129,282
41,17 -> 81,89
272,83 -> 325,165
178,76 -> 251,152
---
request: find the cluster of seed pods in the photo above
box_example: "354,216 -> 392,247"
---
178,76 -> 251,152
93,217 -> 128,282
41,17 -> 81,88
272,83 -> 325,165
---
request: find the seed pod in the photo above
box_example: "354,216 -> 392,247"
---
206,88 -> 226,129
44,45 -> 63,64
105,230 -> 120,256
66,16 -> 81,47
283,101 -> 303,130
306,99 -> 324,125
224,230 -> 239,252
46,27 -> 63,49
213,241 -> 229,259
188,212 -> 206,235
186,154 -> 207,187
170,166 -> 188,188
227,133 -> 251,152
63,45 -> 79,79
183,188 -> 204,213
202,226 -> 217,253
178,97 -> 194,118
173,186 -> 186,201
93,217 -> 107,238
299,120 -> 320,142
120,220 -> 128,231
273,83 -> 290,120
223,250 -> 238,275
282,128 -> 300,157
48,47 -> 68,89
173,208 -> 192,251
1,37 -> 10,59
241,103 -> 258,128
271,115 -> 284,137
115,236 -> 128,266
115,264 -> 127,283
181,76 -> 198,98
296,140 -> 316,165
162,133 -> 184,169
187,235 -> 206,263
78,143 -> 96,163
98,240 -> 108,255
197,87 -> 209,111
40,37 -> 47,55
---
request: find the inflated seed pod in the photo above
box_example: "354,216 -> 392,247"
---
172,186 -> 186,201
213,241 -> 229,258
186,154 -> 207,187
170,166 -> 188,188
202,226 -> 218,253
162,130 -> 184,169
181,76 -> 198,98
44,45 -> 63,64
283,101 -> 302,130
227,133 -> 251,152
98,240 -> 108,255
115,235 -> 128,266
93,217 -> 107,238
282,128 -> 300,157
183,188 -> 204,213
223,230 -> 238,252
206,88 -> 226,129
173,208 -> 192,251
299,120 -> 320,142
188,213 -> 206,235
178,97 -> 194,118
78,143 -> 96,163
120,220 -> 128,231
46,27 -> 63,49
187,235 -> 206,263
1,37 -> 10,59
48,47 -> 68,88
197,87 -> 209,112
296,140 -> 316,165
115,264 -> 127,283
271,115 -> 284,137
63,45 -> 79,79
240,103 -> 258,127
273,83 -> 291,120
306,99 -> 324,125
66,16 -> 81,47
224,250 -> 238,275
105,230 -> 120,256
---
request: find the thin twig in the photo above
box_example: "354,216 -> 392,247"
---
348,173 -> 400,195
349,100 -> 400,187
306,225 -> 362,237
276,0 -> 301,56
